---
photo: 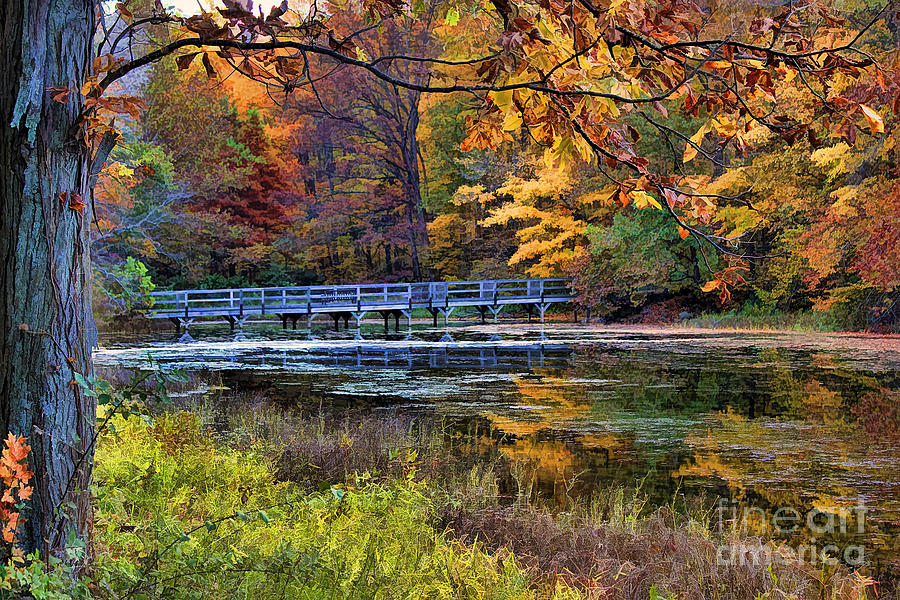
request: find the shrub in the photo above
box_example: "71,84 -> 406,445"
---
91,411 -> 554,600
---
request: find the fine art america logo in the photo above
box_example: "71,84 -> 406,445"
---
714,498 -> 868,567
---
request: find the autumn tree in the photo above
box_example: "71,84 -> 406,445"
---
281,3 -> 440,280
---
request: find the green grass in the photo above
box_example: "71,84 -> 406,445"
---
90,410 -> 559,600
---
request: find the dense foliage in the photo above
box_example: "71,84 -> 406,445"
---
87,0 -> 900,330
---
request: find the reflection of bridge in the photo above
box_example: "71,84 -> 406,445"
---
162,342 -> 573,371
148,278 -> 576,331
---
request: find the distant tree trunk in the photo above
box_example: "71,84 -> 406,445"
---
0,0 -> 97,559
401,95 -> 427,281
384,244 -> 395,276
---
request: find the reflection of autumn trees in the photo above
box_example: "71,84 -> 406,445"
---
479,371 -> 638,504
673,399 -> 900,565
458,346 -> 899,534
852,389 -> 900,443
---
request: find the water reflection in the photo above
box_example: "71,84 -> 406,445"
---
95,324 -> 900,576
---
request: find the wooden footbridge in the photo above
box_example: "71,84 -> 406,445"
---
147,278 -> 576,331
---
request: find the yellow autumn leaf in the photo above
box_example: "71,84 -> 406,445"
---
502,110 -> 523,131
683,121 -> 711,163
491,89 -> 513,111
630,190 -> 662,210
607,0 -> 627,14
712,117 -> 737,138
860,104 -> 884,134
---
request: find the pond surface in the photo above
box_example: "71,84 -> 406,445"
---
95,323 -> 900,577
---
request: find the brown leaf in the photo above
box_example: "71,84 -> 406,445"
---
176,52 -> 200,71
201,53 -> 217,79
68,193 -> 86,212
652,101 -> 668,118
267,0 -> 288,21
47,87 -> 71,104
115,1 -> 132,19
512,18 -> 532,30
328,31 -> 357,59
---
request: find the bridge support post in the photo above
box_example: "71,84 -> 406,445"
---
330,312 -> 352,331
228,315 -> 250,330
379,311 -> 390,333
488,305 -> 504,323
438,307 -> 454,326
426,307 -> 438,327
537,303 -> 551,323
476,306 -> 488,324
352,311 -> 368,328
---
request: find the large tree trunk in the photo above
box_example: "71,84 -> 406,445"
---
0,0 -> 97,559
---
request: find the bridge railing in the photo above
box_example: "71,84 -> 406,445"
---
147,278 -> 574,317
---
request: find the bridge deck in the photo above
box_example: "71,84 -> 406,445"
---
147,278 -> 576,327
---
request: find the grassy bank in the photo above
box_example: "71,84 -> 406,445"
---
679,309 -> 842,332
0,379 -> 880,599
38,385 -> 868,600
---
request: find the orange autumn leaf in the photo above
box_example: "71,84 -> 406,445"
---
860,104 -> 884,134
704,60 -> 733,70
0,433 -> 32,545
4,434 -> 29,464
677,226 -> 690,239
700,279 -> 720,293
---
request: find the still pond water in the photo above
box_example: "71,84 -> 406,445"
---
95,323 -> 900,576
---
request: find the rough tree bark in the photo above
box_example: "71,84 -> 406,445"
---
0,0 -> 97,558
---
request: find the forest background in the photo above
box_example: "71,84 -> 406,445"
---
94,0 -> 900,331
